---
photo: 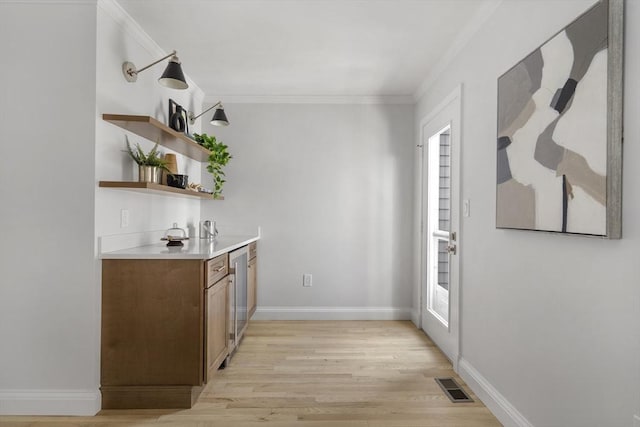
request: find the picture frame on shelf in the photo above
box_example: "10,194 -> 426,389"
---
168,98 -> 189,135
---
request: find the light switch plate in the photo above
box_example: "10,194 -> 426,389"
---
303,274 -> 312,287
463,199 -> 470,217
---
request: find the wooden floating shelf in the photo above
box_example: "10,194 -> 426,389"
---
99,181 -> 223,200
103,114 -> 211,162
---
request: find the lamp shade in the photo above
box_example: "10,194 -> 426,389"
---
158,55 -> 188,90
210,107 -> 229,126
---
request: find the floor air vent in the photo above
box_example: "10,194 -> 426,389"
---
435,378 -> 474,402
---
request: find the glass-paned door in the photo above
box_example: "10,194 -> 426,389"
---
427,129 -> 452,325
419,86 -> 461,367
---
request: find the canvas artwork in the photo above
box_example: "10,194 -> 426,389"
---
496,0 -> 623,237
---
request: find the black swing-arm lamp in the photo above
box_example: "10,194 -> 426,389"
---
188,101 -> 229,126
122,50 -> 189,90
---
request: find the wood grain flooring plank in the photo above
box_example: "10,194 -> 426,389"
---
0,321 -> 501,426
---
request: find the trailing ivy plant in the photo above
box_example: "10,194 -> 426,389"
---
193,133 -> 232,198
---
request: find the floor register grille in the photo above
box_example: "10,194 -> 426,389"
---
435,377 -> 474,403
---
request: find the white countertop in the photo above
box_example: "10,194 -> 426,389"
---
100,235 -> 259,260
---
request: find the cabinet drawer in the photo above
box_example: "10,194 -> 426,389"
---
206,254 -> 228,287
249,242 -> 257,260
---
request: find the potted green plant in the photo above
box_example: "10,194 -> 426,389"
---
124,138 -> 169,184
193,133 -> 232,198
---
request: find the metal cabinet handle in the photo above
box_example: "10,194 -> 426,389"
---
215,265 -> 225,272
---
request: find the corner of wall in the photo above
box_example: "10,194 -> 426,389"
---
410,308 -> 420,327
97,0 -> 206,100
95,0 -> 206,241
458,358 -> 533,427
412,0 -> 504,101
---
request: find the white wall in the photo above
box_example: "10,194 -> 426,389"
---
93,0 -> 206,412
415,1 -> 640,426
0,0 -> 207,415
0,1 -> 100,415
200,102 -> 414,319
95,0 -> 204,242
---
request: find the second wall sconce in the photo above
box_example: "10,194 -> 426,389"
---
122,50 -> 189,90
188,101 -> 229,126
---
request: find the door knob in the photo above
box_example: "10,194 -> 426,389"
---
447,244 -> 457,255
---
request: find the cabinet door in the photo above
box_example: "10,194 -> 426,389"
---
249,241 -> 257,260
205,276 -> 229,382
227,274 -> 236,355
102,259 -> 204,387
248,256 -> 257,319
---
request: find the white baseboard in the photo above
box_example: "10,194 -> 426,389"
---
253,306 -> 412,321
458,358 -> 533,427
0,389 -> 100,416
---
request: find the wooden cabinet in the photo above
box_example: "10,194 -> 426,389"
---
205,253 -> 229,384
247,258 -> 256,318
247,242 -> 258,318
227,274 -> 236,356
205,275 -> 228,383
101,254 -> 231,409
101,242 -> 257,409
101,259 -> 205,409
206,253 -> 228,286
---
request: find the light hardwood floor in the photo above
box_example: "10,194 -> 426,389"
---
0,321 -> 501,426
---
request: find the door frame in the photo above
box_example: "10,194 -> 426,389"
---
418,85 -> 462,371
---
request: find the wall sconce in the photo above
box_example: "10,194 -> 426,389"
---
188,101 -> 229,126
122,50 -> 189,90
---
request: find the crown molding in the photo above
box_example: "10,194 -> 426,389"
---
203,94 -> 415,105
97,0 -> 205,101
413,0 -> 504,101
98,0 -> 163,57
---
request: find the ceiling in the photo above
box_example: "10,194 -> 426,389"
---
117,0 -> 498,100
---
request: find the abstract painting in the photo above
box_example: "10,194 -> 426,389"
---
496,0 -> 623,238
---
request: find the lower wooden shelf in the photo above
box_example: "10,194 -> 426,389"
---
99,181 -> 223,200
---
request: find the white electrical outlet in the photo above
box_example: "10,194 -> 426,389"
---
120,209 -> 129,228
303,274 -> 312,287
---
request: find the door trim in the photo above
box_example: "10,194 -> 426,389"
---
418,84 -> 462,371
